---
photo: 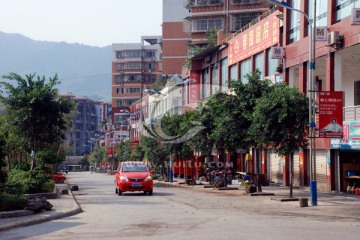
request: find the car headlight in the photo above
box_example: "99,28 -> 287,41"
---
120,176 -> 129,182
144,176 -> 152,182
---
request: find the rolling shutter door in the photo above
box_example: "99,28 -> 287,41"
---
270,152 -> 283,184
316,150 -> 327,192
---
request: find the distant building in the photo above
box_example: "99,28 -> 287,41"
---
111,36 -> 163,122
61,94 -> 111,156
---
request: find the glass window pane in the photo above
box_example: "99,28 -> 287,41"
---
230,64 -> 238,80
240,58 -> 252,83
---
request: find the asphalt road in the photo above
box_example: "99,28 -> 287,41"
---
1,172 -> 360,240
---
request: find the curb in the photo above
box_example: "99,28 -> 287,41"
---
0,181 -> 83,232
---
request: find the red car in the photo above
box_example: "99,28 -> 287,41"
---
114,162 -> 153,195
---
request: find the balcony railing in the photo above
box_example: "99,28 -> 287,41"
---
343,106 -> 360,121
231,0 -> 262,5
184,0 -> 224,9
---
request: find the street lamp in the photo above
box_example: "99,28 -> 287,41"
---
266,0 -> 317,205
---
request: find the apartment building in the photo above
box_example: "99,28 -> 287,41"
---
183,0 -> 269,45
162,0 -> 191,77
61,94 -> 110,156
111,36 -> 162,125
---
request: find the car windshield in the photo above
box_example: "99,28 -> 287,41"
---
122,163 -> 148,172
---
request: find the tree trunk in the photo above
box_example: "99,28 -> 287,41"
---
256,148 -> 262,192
289,152 -> 294,198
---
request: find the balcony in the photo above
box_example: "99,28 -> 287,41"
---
184,0 -> 224,9
344,106 -> 360,121
231,0 -> 262,5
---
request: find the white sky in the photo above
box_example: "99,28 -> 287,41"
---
0,0 -> 163,47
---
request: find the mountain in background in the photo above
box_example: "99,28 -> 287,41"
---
0,31 -> 112,101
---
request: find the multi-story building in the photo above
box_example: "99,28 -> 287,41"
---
162,0 -> 191,77
183,0 -> 268,45
162,0 -> 269,78
111,36 -> 162,125
178,0 -> 360,194
62,94 -> 110,156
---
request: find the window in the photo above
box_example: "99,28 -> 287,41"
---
145,63 -> 155,70
230,64 -> 238,80
123,50 -> 142,58
144,51 -> 155,58
336,0 -> 360,22
254,52 -> 264,79
116,64 -> 123,70
125,88 -> 140,93
203,69 -> 210,98
221,58 -> 228,89
309,0 -> 328,29
116,100 -> 123,106
355,81 -> 360,105
212,65 -> 219,94
232,13 -> 261,31
125,63 -> 142,69
192,17 -> 224,32
115,75 -> 123,83
116,51 -> 122,58
240,58 -> 252,82
126,75 -> 142,81
116,88 -> 124,94
289,0 -> 301,43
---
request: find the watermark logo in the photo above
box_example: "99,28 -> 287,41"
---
135,75 -> 229,144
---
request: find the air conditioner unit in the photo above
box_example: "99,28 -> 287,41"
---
326,31 -> 340,46
120,70 -> 124,74
151,57 -> 155,61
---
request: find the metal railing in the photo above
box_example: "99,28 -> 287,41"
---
219,6 -> 278,45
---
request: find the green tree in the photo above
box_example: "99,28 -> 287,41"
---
251,83 -> 309,197
91,146 -> 106,167
116,140 -> 131,163
0,73 -> 75,170
230,70 -> 273,190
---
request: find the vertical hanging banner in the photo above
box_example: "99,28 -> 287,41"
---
189,70 -> 200,103
318,91 -> 344,138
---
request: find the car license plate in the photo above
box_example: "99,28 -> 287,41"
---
132,183 -> 142,187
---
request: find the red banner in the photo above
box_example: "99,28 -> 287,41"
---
189,70 -> 200,103
228,11 -> 280,66
318,91 -> 343,138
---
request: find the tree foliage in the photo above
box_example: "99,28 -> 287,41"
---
0,73 -> 75,170
251,83 -> 309,155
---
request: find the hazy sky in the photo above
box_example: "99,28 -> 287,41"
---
0,0 -> 163,47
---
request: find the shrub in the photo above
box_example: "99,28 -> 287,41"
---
0,193 -> 28,211
27,170 -> 54,194
5,170 -> 31,195
5,169 -> 55,194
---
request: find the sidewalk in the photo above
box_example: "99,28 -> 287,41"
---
0,183 -> 82,232
162,178 -> 360,222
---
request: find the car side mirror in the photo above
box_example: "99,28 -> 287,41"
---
113,170 -> 118,174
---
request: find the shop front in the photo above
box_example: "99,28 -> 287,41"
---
331,121 -> 360,193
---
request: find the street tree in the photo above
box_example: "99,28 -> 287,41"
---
231,69 -> 273,190
0,73 -> 75,170
251,83 -> 309,197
